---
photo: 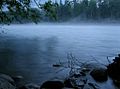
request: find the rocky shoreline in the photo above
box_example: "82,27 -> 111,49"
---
0,54 -> 120,89
0,66 -> 110,89
0,67 -> 101,89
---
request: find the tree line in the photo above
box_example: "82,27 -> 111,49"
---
0,0 -> 120,24
54,0 -> 120,21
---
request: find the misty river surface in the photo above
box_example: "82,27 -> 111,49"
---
0,24 -> 120,87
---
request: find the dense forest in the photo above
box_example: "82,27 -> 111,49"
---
1,0 -> 120,24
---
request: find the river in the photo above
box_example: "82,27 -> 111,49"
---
0,24 -> 120,88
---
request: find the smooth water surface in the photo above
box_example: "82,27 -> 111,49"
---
0,24 -> 120,88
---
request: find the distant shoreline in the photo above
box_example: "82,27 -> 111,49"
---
1,22 -> 120,26
1,19 -> 120,26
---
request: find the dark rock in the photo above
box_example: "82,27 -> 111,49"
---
90,68 -> 108,82
12,76 -> 24,82
88,83 -> 100,89
80,71 -> 86,76
64,79 -> 74,88
113,57 -> 120,63
83,84 -> 93,89
72,74 -> 81,78
107,63 -> 120,80
83,83 -> 99,89
19,86 -> 27,89
75,79 -> 85,88
12,76 -> 25,88
40,81 -> 64,89
19,83 -> 40,89
107,55 -> 120,80
53,64 -> 61,67
0,78 -> 16,89
113,80 -> 120,87
118,54 -> 120,57
0,74 -> 15,84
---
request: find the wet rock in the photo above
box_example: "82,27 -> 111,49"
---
81,68 -> 91,73
0,74 -> 15,85
107,55 -> 120,80
83,83 -> 99,89
113,80 -> 120,87
19,83 -> 40,89
53,64 -> 62,67
88,83 -> 100,89
12,76 -> 25,88
0,78 -> 16,89
64,79 -> 74,88
83,84 -> 92,89
12,76 -> 24,81
70,70 -> 86,78
75,79 -> 85,88
72,74 -> 81,78
90,68 -> 108,82
80,71 -> 86,76
40,81 -> 64,89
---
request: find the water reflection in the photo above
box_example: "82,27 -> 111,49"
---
0,36 -> 59,83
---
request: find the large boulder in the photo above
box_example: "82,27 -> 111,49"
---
90,68 -> 108,82
107,55 -> 120,80
40,81 -> 64,89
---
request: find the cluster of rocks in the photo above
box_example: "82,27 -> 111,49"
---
0,67 -> 103,89
1,54 -> 120,89
0,73 -> 40,89
40,66 -> 102,89
39,54 -> 120,89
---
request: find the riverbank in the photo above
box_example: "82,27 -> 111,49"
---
0,58 -> 120,89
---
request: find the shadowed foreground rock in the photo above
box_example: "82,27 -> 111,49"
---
40,81 -> 64,89
90,68 -> 108,82
64,78 -> 74,88
107,55 -> 120,81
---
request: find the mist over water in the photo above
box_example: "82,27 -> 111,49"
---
0,24 -> 120,88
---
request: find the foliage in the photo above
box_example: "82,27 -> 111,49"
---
0,0 -> 57,24
50,0 -> 120,21
0,0 -> 31,24
1,0 -> 120,24
41,0 -> 57,21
